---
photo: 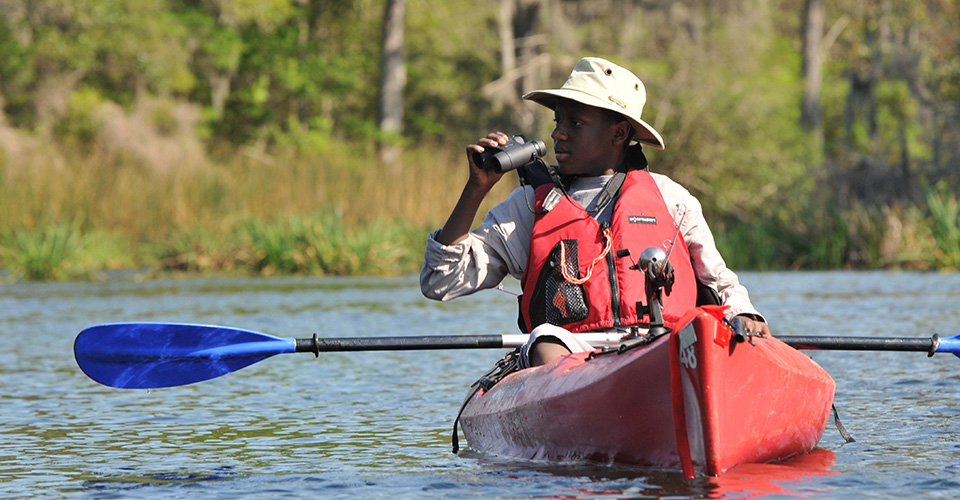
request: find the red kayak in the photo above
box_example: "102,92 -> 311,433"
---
458,307 -> 836,477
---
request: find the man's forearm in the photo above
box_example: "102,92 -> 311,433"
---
435,183 -> 491,246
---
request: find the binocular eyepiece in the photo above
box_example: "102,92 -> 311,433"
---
472,134 -> 547,174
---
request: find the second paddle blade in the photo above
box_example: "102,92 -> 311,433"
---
74,322 -> 296,389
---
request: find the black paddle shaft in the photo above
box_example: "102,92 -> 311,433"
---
778,335 -> 940,356
295,334 -> 506,355
293,333 -> 942,356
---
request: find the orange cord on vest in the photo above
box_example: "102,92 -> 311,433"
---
559,227 -> 612,285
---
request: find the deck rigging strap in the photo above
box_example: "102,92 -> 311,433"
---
832,404 -> 856,443
585,327 -> 667,360
452,349 -> 521,453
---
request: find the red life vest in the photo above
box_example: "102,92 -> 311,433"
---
518,169 -> 698,333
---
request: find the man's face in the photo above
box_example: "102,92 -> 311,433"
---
551,99 -> 624,176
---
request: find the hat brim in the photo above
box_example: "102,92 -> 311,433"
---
523,89 -> 665,150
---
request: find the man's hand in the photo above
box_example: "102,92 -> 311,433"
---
735,314 -> 771,337
465,131 -> 509,191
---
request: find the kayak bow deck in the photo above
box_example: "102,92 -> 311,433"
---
458,308 -> 836,477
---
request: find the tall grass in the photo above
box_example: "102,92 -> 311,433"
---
0,223 -> 78,280
243,212 -> 422,276
714,199 -> 943,271
0,134 -> 952,280
0,137 -> 513,280
926,181 -> 960,270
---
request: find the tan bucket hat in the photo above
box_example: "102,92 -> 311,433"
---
523,57 -> 664,150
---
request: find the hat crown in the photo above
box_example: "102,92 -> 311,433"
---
562,57 -> 647,114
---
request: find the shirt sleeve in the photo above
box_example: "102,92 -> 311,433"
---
420,185 -> 536,301
653,174 -> 767,324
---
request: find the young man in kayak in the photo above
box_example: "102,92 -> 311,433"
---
421,57 -> 770,367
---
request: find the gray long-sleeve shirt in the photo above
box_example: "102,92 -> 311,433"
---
420,173 -> 764,324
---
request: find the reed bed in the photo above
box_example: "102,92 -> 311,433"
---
0,139 -> 517,281
713,198 -> 956,272
0,137 -> 955,281
926,181 -> 960,269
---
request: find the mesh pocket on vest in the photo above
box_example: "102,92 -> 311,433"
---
529,239 -> 589,327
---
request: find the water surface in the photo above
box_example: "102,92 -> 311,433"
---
2,272 -> 959,498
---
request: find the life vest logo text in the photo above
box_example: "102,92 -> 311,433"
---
628,215 -> 657,224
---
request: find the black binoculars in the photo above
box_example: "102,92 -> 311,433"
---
472,134 -> 547,174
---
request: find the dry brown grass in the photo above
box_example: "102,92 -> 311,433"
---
97,97 -> 208,173
0,124 -> 514,248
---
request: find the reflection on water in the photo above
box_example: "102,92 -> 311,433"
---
1,272 -> 959,499
705,449 -> 838,498
456,447 -> 838,498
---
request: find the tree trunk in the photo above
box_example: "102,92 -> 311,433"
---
378,0 -> 406,167
801,0 -> 823,133
514,2 -> 541,131
499,0 -> 517,82
209,73 -> 231,120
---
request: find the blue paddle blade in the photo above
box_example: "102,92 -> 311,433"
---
74,323 -> 296,389
937,333 -> 960,359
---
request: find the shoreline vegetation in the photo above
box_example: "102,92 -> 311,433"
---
0,138 -> 519,282
1,136 -> 957,282
1,2 -> 958,281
